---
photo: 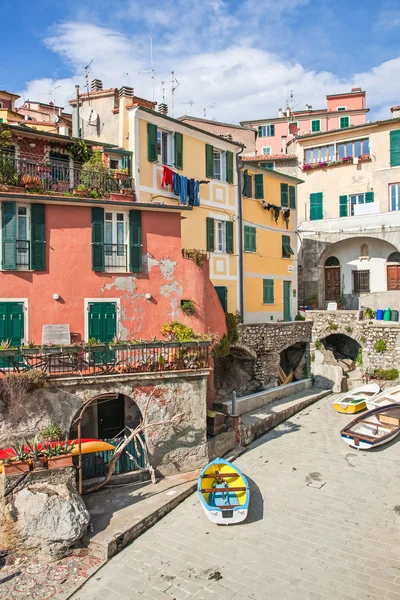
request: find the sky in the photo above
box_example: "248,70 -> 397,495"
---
1,0 -> 400,124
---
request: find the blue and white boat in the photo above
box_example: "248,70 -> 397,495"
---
340,404 -> 400,450
197,457 -> 250,524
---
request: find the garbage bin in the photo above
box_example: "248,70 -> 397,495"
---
391,310 -> 399,322
383,308 -> 392,321
376,309 -> 384,320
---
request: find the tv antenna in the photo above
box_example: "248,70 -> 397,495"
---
183,99 -> 195,107
84,60 -> 94,94
126,38 -> 155,101
171,71 -> 180,117
204,102 -> 218,118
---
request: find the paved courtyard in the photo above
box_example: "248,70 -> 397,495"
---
71,394 -> 400,600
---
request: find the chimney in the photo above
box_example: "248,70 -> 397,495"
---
306,104 -> 313,111
158,103 -> 168,115
278,108 -> 283,118
281,135 -> 287,154
391,106 -> 400,118
119,86 -> 134,98
91,79 -> 103,92
351,87 -> 362,92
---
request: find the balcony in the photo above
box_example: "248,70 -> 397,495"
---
104,244 -> 128,271
0,152 -> 134,199
16,240 -> 30,269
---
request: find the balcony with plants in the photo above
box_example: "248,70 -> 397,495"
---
302,139 -> 371,173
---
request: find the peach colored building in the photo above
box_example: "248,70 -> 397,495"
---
240,88 -> 369,156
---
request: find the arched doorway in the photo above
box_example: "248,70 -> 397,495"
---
279,342 -> 307,384
387,252 -> 400,290
324,256 -> 340,301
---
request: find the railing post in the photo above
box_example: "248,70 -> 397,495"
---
231,390 -> 237,416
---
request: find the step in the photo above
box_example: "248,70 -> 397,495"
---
214,379 -> 313,416
240,388 -> 331,446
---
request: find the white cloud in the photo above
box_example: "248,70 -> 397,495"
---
17,20 -> 400,124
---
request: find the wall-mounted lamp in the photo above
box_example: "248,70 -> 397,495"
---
29,143 -> 36,148
52,293 -> 60,300
145,293 -> 152,300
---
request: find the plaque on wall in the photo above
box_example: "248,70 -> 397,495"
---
42,324 -> 71,346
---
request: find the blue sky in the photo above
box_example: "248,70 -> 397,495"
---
2,0 -> 400,122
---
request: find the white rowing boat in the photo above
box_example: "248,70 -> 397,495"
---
366,384 -> 400,410
333,384 -> 380,414
340,404 -> 400,450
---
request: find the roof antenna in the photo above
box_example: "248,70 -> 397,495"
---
204,102 -> 218,118
126,37 -> 155,102
171,71 -> 180,117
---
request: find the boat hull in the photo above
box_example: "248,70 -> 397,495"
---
334,400 -> 366,414
199,503 -> 248,524
366,384 -> 400,410
333,384 -> 380,414
340,404 -> 400,450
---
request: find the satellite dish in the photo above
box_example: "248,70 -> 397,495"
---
50,113 -> 59,123
80,105 -> 98,125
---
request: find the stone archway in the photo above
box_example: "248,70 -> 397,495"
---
315,333 -> 362,392
213,344 -> 258,399
279,342 -> 307,383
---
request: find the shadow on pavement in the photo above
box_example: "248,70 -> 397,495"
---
242,476 -> 263,525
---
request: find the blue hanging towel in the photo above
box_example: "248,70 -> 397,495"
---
194,181 -> 200,206
173,172 -> 180,196
180,175 -> 188,205
188,178 -> 195,206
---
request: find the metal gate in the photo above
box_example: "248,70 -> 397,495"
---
77,435 -> 146,480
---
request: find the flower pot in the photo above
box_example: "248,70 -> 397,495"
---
3,461 -> 31,475
48,455 -> 73,470
114,172 -> 130,180
21,347 -> 39,355
42,347 -> 63,355
0,349 -> 18,357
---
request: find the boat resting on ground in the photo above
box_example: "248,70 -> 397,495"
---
366,384 -> 400,410
340,404 -> 400,450
333,384 -> 380,414
198,457 -> 250,525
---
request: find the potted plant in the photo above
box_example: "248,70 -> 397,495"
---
41,344 -> 63,355
41,424 -> 64,443
0,339 -> 19,357
85,337 -> 108,351
180,300 -> 196,316
109,335 -> 129,351
114,167 -> 130,181
21,339 -> 39,355
336,293 -> 347,310
306,294 -> 318,309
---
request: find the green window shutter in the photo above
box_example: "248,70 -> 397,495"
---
226,151 -> 234,184
270,124 -> 275,136
91,207 -> 104,272
339,195 -> 348,217
2,201 -> 16,270
129,210 -> 142,272
147,123 -> 158,162
254,174 -> 264,199
244,226 -> 256,252
390,131 -> 400,167
310,192 -> 323,220
340,116 -> 349,129
365,191 -> 374,203
31,204 -> 45,271
243,173 -> 253,198
311,120 -> 320,132
174,132 -> 183,169
121,155 -> 128,170
214,286 -> 228,312
206,217 -> 214,252
205,144 -> 214,178
282,235 -> 294,258
226,221 -> 234,254
258,126 -> 263,137
281,183 -> 288,207
289,186 -> 296,209
263,279 -> 274,304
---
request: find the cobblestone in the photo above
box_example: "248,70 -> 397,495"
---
71,395 -> 400,599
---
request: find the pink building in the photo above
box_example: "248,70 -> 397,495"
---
241,88 -> 369,156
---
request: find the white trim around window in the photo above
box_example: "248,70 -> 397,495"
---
262,147 -> 272,156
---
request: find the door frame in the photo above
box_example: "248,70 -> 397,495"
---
324,266 -> 341,301
84,298 -> 121,343
0,298 -> 28,344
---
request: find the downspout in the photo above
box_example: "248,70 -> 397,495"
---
236,148 -> 244,322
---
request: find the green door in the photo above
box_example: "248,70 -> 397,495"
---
214,286 -> 228,312
283,282 -> 291,322
98,394 -> 124,439
88,302 -> 117,363
0,302 -> 24,367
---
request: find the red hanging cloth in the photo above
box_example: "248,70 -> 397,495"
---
161,166 -> 174,189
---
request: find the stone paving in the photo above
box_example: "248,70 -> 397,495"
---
71,394 -> 400,600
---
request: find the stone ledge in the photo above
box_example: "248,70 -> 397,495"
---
51,369 -> 210,387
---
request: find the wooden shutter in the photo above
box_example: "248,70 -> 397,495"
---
91,207 -> 104,272
121,155 -> 128,170
311,120 -> 320,132
205,144 -> 214,178
281,183 -> 288,207
226,151 -> 234,184
243,172 -> 253,198
254,174 -> 264,199
174,132 -> 183,169
2,201 -> 16,270
339,195 -> 348,217
365,191 -> 374,203
340,116 -> 349,129
147,123 -> 158,162
289,186 -> 296,209
226,221 -> 234,254
390,131 -> 400,167
129,210 -> 142,272
206,217 -> 214,252
270,124 -> 275,136
310,192 -> 323,220
257,126 -> 263,137
31,204 -> 45,271
263,279 -> 274,304
215,286 -> 227,312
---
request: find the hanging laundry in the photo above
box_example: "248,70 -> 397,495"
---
180,175 -> 188,205
173,172 -> 181,196
161,166 -> 174,189
193,181 -> 200,206
282,208 -> 291,229
188,178 -> 197,206
264,202 -> 281,223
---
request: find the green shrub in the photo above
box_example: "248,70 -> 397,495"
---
311,352 -> 315,362
345,326 -> 353,333
295,314 -> 305,321
314,339 -> 322,350
212,335 -> 231,357
225,312 -> 239,344
328,320 -> 338,331
40,424 -> 64,442
364,307 -> 375,320
180,300 -> 196,316
161,321 -> 197,342
374,339 -> 387,353
356,348 -> 363,366
372,368 -> 399,380
360,336 -> 367,344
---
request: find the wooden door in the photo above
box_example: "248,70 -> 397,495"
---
325,267 -> 340,301
283,281 -> 291,322
387,265 -> 400,290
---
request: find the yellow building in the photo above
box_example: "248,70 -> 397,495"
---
240,161 -> 302,322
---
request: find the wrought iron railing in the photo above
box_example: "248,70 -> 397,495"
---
104,244 -> 128,271
0,152 -> 134,195
16,240 -> 30,268
0,342 -> 211,377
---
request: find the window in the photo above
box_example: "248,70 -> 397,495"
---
110,158 -> 119,170
254,174 -> 264,199
304,144 -> 334,164
206,217 -> 233,254
337,106 -> 347,111
244,226 -> 256,252
352,270 -> 370,294
289,186 -> 296,209
104,211 -> 128,270
337,138 -> 369,159
262,147 -> 272,155
243,172 -> 253,197
281,183 -> 288,207
263,279 -> 274,304
310,192 -> 323,220
339,195 -> 348,217
216,220 -> 226,252
282,235 -> 294,258
390,131 -> 400,167
340,116 -> 350,129
2,202 -> 45,271
390,183 -> 400,211
16,206 -> 30,270
213,149 -> 222,180
157,129 -> 171,165
258,125 -> 275,137
311,120 -> 321,133
260,162 -> 274,170
349,194 -> 365,216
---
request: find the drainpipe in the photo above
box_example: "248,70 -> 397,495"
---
236,149 -> 244,322
75,85 -> 81,138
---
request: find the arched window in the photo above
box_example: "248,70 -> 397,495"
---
387,252 -> 400,263
324,256 -> 340,267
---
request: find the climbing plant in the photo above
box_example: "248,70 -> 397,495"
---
374,339 -> 387,353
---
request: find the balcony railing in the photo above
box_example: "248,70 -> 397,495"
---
16,240 -> 30,268
0,342 -> 211,378
0,153 -> 134,196
104,244 -> 128,271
